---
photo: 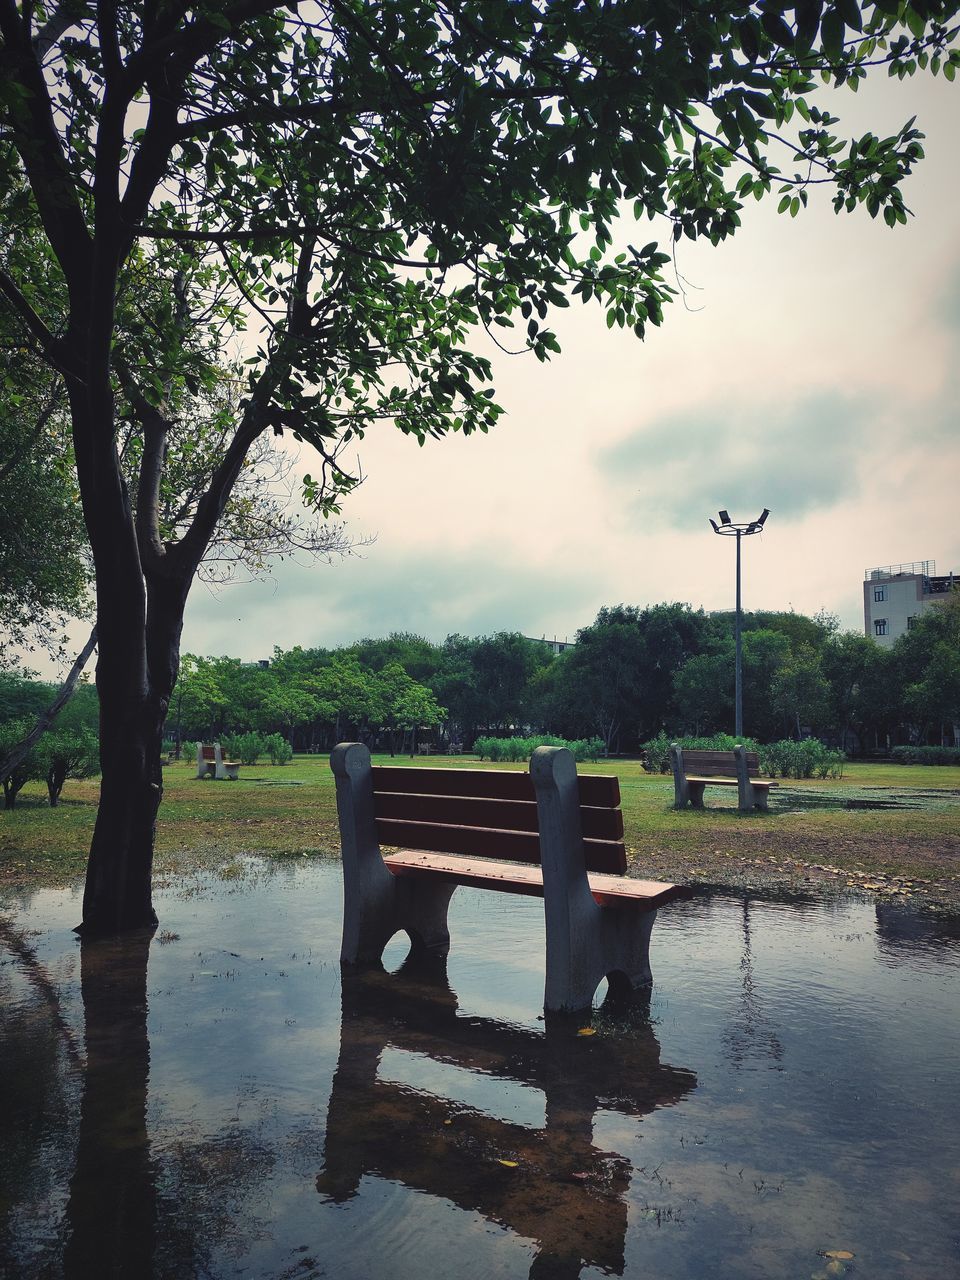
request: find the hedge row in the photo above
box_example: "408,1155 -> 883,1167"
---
473,734 -> 605,763
640,731 -> 844,779
890,745 -> 960,766
184,733 -> 293,766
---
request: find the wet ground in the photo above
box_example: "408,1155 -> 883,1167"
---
770,784 -> 960,814
2,859 -> 959,1279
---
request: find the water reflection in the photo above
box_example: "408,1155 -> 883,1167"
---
63,930 -> 157,1279
4,862 -> 960,1279
875,901 -> 960,962
318,955 -> 697,1279
722,899 -> 784,1070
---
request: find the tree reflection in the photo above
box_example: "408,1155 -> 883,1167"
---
318,955 -> 697,1279
0,922 -> 274,1280
63,929 -> 157,1279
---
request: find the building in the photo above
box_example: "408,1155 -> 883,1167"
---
525,636 -> 575,655
863,561 -> 957,647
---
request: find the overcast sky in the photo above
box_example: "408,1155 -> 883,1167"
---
46,68 -> 960,675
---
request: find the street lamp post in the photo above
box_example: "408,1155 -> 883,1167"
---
709,508 -> 769,739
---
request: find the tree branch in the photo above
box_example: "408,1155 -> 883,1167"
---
0,267 -> 71,375
0,379 -> 64,482
112,356 -> 172,567
0,623 -> 98,786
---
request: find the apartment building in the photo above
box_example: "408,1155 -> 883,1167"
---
863,560 -> 957,647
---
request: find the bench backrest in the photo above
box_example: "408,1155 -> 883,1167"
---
680,748 -> 760,778
371,764 -> 627,875
201,744 -> 217,761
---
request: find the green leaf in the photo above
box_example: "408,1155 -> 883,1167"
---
761,11 -> 795,47
836,0 -> 863,32
821,9 -> 846,58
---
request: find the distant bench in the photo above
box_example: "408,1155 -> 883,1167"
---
670,744 -> 777,812
331,743 -> 690,1015
196,742 -> 240,781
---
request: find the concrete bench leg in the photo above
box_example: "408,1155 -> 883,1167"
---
532,747 -> 659,1016
670,744 -> 689,808
735,744 -> 768,812
331,743 -> 456,965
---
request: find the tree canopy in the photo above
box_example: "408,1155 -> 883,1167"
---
2,0 -> 957,931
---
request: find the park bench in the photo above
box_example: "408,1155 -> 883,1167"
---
195,742 -> 240,781
330,742 -> 690,1014
670,743 -> 777,812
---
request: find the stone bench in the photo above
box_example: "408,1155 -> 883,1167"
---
670,743 -> 777,812
330,743 -> 690,1014
195,742 -> 240,781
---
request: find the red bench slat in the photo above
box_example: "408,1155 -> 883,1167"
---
375,818 -> 627,876
373,792 -> 624,841
372,765 -> 620,807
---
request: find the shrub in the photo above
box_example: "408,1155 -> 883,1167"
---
473,734 -> 604,763
640,731 -> 672,773
265,733 -> 293,765
640,732 -> 760,774
758,738 -> 844,779
890,745 -> 960,766
223,732 -> 267,765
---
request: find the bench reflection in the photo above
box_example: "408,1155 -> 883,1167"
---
318,956 -> 697,1278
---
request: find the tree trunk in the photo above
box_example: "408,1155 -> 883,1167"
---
77,570 -> 190,936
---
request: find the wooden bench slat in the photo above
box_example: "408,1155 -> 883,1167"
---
681,750 -> 761,778
374,792 -> 624,840
384,850 -> 689,910
375,817 -> 627,875
372,765 -> 620,807
685,775 -> 777,788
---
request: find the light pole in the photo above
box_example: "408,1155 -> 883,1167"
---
709,508 -> 769,739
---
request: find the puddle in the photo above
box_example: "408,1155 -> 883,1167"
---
1,861 -> 959,1279
771,785 -> 960,814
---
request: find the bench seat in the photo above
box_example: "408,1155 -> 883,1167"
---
682,773 -> 774,789
384,848 -> 685,909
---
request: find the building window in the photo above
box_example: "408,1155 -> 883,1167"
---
875,619 -> 888,637
873,586 -> 886,603
907,615 -> 917,630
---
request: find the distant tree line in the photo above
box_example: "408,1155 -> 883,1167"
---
136,595 -> 960,754
1,598 -> 957,786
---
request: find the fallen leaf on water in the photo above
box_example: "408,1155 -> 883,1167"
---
577,1027 -> 596,1037
497,1159 -> 519,1168
819,1249 -> 854,1260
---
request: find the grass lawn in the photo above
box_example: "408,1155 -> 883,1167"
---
2,754 -> 958,907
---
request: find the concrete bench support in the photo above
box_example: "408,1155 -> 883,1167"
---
531,747 -> 657,1012
332,743 -> 457,964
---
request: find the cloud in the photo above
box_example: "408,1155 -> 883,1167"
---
597,392 -> 873,529
181,546 -> 599,659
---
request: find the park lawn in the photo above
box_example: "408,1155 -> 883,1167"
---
1,755 -> 958,906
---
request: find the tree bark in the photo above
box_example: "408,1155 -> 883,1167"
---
78,571 -> 190,936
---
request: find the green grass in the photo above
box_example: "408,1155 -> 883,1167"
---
2,755 -> 958,902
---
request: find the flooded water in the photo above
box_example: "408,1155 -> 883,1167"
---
2,859 -> 959,1280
